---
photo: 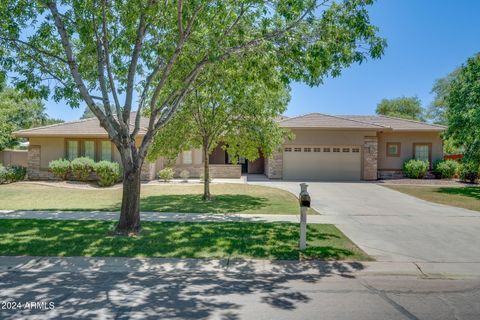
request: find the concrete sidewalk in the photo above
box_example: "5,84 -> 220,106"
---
2,256 -> 480,279
0,210 -> 333,224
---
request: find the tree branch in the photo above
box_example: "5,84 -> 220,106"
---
45,0 -> 120,143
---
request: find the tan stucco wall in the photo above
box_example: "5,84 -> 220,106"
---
286,129 -> 378,145
29,137 -> 65,169
377,131 -> 443,170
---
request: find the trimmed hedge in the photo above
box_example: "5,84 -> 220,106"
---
49,159 -> 71,180
403,159 -> 429,179
70,157 -> 95,181
433,159 -> 459,179
0,165 -> 27,184
158,167 -> 174,182
459,162 -> 480,184
95,161 -> 121,187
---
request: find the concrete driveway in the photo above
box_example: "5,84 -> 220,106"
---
249,180 -> 480,263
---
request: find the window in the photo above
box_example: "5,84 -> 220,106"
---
67,140 -> 78,160
387,142 -> 401,157
342,148 -> 350,153
313,148 -> 321,152
304,147 -> 311,152
84,141 -> 95,159
100,141 -> 112,161
284,147 -> 292,152
414,143 -> 431,162
323,147 -> 330,152
333,148 -> 340,153
294,147 -> 301,152
352,148 -> 360,153
182,150 -> 193,164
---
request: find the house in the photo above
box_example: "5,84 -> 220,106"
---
13,113 -> 445,181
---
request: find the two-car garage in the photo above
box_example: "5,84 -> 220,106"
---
282,145 -> 362,181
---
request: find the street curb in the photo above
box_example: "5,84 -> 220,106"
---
1,256 -> 480,279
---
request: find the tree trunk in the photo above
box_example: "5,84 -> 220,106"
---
203,144 -> 211,201
114,146 -> 143,235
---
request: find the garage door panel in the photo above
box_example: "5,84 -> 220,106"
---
283,145 -> 361,181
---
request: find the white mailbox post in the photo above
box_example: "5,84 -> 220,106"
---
299,183 -> 310,251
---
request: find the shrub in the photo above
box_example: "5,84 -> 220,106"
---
403,159 -> 429,179
9,165 -> 26,182
433,159 -> 459,179
0,165 -> 26,184
94,161 -> 121,187
49,159 -> 71,180
179,170 -> 190,182
70,157 -> 95,181
459,162 -> 480,184
158,167 -> 174,182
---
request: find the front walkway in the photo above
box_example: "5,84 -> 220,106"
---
0,210 -> 326,224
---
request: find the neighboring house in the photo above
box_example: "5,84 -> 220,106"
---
13,112 -> 445,181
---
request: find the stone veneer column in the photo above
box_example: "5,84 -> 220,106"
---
27,145 -> 41,180
265,148 -> 283,179
363,136 -> 378,180
140,161 -> 156,181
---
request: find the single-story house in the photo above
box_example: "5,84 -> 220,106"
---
13,112 -> 445,181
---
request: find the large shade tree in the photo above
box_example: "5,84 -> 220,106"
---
0,87 -> 63,150
0,0 -> 385,234
375,96 -> 425,121
445,53 -> 480,164
149,55 -> 290,200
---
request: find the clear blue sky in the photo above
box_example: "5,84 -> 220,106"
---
44,0 -> 480,121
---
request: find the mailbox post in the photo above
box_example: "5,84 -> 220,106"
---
299,183 -> 310,251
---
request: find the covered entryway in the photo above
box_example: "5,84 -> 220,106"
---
282,145 -> 362,180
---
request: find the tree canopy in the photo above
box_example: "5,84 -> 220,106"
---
0,87 -> 63,150
376,96 -> 425,121
0,0 -> 386,233
149,55 -> 291,199
427,68 -> 461,125
445,53 -> 480,163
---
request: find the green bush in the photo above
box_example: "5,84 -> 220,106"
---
49,159 -> 71,180
403,159 -> 429,179
0,165 -> 26,184
433,159 -> 459,179
70,157 -> 95,181
158,167 -> 174,182
459,162 -> 480,184
94,161 -> 121,187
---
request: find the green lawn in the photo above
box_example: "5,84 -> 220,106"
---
384,185 -> 480,212
0,183 -> 314,214
0,219 -> 370,261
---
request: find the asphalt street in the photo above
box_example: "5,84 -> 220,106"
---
1,268 -> 479,320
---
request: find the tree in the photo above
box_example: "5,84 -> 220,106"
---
0,0 -> 386,234
81,104 -> 109,119
376,96 -> 425,121
0,87 -> 62,150
149,56 -> 290,200
445,53 -> 480,163
427,68 -> 461,125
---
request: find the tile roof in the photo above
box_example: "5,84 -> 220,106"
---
340,115 -> 446,131
14,114 -> 149,138
278,113 -> 387,129
14,112 -> 446,138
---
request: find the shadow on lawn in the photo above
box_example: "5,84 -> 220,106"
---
135,194 -> 270,213
0,220 -> 359,261
437,186 -> 480,200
